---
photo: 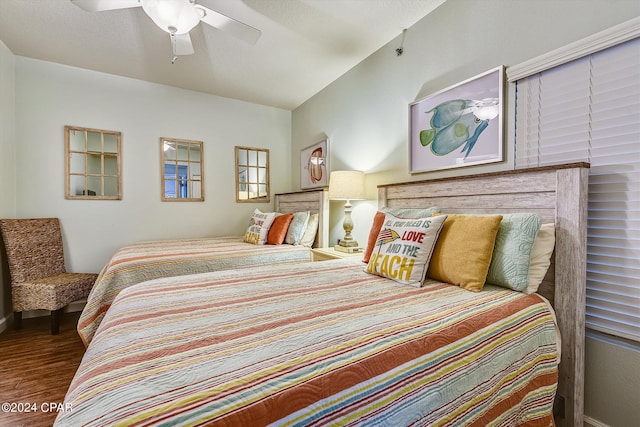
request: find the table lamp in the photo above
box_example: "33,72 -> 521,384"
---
328,170 -> 366,253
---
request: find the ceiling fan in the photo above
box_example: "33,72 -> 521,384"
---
71,0 -> 261,61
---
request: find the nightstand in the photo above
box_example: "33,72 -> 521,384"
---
311,247 -> 364,262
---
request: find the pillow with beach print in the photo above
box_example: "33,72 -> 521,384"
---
243,209 -> 276,245
365,213 -> 447,286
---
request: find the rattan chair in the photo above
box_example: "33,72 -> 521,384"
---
0,218 -> 98,334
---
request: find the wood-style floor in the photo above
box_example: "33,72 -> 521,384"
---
0,312 -> 85,427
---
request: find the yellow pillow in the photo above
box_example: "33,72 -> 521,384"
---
427,214 -> 503,292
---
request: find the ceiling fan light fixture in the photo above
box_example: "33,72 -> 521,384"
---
141,0 -> 202,34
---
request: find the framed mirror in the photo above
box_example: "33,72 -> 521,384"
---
235,146 -> 270,202
65,125 -> 122,200
161,138 -> 204,202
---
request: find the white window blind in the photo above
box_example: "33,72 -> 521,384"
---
514,37 -> 640,342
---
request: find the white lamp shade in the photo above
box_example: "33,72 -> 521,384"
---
142,0 -> 203,34
328,170 -> 365,200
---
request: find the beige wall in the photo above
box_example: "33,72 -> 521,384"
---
291,1 -> 640,425
11,57 -> 292,275
585,332 -> 640,426
0,41 -> 16,329
0,52 -> 292,329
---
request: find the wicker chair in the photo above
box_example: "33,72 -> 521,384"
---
0,218 -> 98,334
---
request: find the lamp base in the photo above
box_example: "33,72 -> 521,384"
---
334,244 -> 363,254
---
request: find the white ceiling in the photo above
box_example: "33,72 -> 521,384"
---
0,0 -> 444,110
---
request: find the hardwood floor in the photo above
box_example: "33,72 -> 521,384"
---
0,312 -> 85,427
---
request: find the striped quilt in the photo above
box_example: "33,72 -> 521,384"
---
78,236 -> 312,345
58,259 -> 558,427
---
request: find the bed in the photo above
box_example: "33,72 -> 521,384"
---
59,163 -> 588,427
77,189 -> 329,346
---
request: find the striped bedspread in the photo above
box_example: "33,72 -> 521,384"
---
58,259 -> 558,427
78,236 -> 312,345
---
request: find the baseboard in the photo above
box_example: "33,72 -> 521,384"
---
4,300 -> 86,321
0,300 -> 86,335
584,415 -> 610,427
21,309 -> 50,319
68,300 -> 86,313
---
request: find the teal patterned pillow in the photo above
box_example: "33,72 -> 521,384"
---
486,213 -> 542,292
285,211 -> 310,245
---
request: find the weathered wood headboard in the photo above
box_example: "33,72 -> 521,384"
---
377,162 -> 589,427
274,189 -> 329,248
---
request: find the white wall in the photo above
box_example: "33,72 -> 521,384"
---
13,57 -> 292,274
291,1 -> 640,426
0,41 -> 16,328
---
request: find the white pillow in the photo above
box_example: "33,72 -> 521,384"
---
526,223 -> 556,294
299,213 -> 319,247
243,209 -> 276,245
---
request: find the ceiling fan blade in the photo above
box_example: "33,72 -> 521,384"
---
171,33 -> 194,56
71,0 -> 141,12
196,5 -> 261,45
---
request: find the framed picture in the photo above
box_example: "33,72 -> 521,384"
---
409,66 -> 504,173
301,138 -> 329,189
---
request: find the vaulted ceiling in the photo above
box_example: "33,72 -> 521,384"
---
0,0 -> 445,110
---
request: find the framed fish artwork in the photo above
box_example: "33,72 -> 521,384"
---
301,138 -> 329,189
409,66 -> 504,173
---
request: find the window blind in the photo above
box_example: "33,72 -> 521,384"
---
514,37 -> 640,342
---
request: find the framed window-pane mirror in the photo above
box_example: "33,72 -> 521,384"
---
161,138 -> 204,202
235,146 -> 270,202
65,125 -> 122,200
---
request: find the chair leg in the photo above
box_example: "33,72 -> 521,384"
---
51,308 -> 64,335
13,312 -> 22,330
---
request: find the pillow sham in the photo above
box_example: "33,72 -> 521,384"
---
427,214 -> 503,292
485,213 -> 542,292
526,223 -> 556,294
243,209 -> 277,245
299,213 -> 319,247
285,211 -> 310,245
382,207 -> 442,218
363,211 -> 386,263
365,213 -> 447,286
363,207 -> 441,263
267,213 -> 294,245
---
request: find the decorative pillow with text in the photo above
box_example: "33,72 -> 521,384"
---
365,213 -> 447,286
243,209 -> 276,245
363,207 -> 441,264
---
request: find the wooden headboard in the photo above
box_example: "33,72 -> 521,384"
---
274,189 -> 329,248
378,163 -> 589,427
